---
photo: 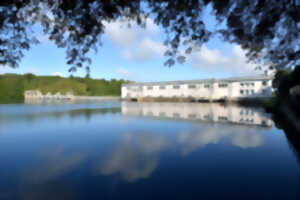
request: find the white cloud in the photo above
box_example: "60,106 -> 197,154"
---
104,18 -> 159,46
135,37 -> 167,61
28,68 -> 38,74
189,45 -> 261,76
120,49 -> 133,60
0,65 -> 38,75
104,20 -> 138,48
0,65 -> 14,74
104,17 -> 164,62
116,67 -> 131,78
52,72 -> 64,77
104,17 -> 263,75
192,46 -> 229,65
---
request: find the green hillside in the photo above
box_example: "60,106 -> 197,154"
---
0,73 -> 130,103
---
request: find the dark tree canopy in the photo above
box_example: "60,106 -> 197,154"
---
1,0 -> 300,72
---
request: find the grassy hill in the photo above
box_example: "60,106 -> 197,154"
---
0,73 -> 130,103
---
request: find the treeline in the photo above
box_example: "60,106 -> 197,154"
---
263,66 -> 300,115
0,73 -> 131,103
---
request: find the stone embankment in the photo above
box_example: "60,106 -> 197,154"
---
24,90 -> 120,101
74,96 -> 120,100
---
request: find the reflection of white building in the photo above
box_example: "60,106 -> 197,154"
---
121,102 -> 273,127
121,75 -> 273,101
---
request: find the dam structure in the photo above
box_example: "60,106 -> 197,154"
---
121,75 -> 274,102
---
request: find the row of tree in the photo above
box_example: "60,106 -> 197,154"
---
0,73 -> 130,103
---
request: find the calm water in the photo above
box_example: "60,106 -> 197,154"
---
0,101 -> 299,200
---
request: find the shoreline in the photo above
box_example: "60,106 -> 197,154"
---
122,97 -> 271,105
23,96 -> 120,104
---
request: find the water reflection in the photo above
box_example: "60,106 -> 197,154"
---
19,147 -> 84,200
272,113 -> 300,163
98,125 -> 265,182
0,106 -> 121,131
0,102 -> 299,199
96,102 -> 270,182
177,127 -> 264,155
99,132 -> 168,182
23,147 -> 85,184
121,102 -> 273,127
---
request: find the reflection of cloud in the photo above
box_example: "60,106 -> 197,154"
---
99,132 -> 168,182
17,147 -> 84,200
231,131 -> 263,149
177,127 -> 264,155
99,125 -> 264,182
177,128 -> 221,155
19,182 -> 77,200
23,147 -> 85,183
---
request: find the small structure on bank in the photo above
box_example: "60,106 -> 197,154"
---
121,75 -> 274,102
24,90 -> 74,100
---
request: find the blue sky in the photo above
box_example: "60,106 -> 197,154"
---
0,7 -> 263,82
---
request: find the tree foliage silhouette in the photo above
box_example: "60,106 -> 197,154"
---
1,0 -> 299,72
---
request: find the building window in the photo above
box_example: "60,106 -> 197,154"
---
159,86 -> 165,90
251,83 -> 255,86
218,116 -> 228,121
240,90 -> 244,94
262,81 -> 267,86
173,113 -> 180,118
204,84 -> 210,88
251,90 -> 255,94
204,114 -> 211,120
147,86 -> 153,90
240,83 -> 244,86
147,111 -> 153,116
188,84 -> 196,89
159,112 -> 166,117
188,114 -> 197,119
173,85 -> 180,89
246,90 -> 249,95
218,83 -> 228,88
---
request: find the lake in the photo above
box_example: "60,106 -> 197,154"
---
0,101 -> 299,200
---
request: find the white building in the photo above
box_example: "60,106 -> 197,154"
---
121,75 -> 273,101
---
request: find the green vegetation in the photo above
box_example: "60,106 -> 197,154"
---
0,73 -> 130,103
263,66 -> 300,113
261,98 -> 277,113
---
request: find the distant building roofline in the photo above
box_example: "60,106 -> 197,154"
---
122,75 -> 274,87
